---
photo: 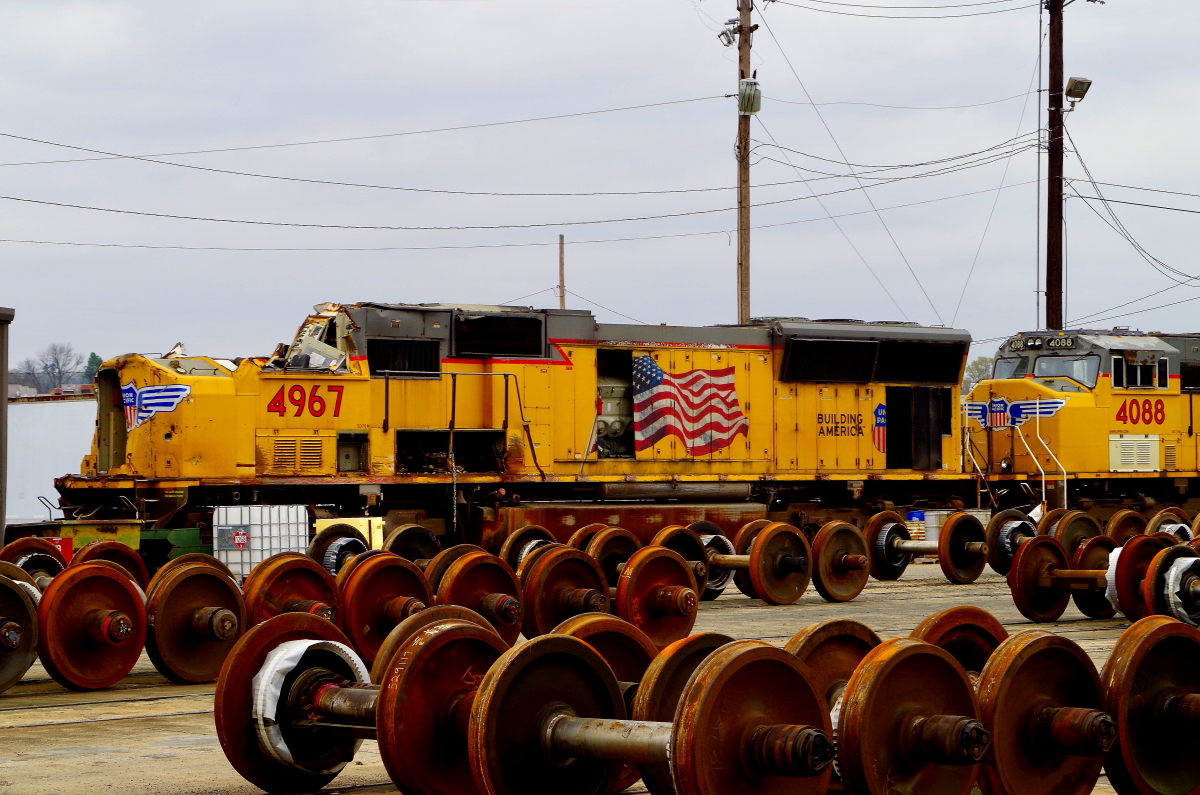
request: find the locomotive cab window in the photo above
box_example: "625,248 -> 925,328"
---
993,356 -> 1029,379
454,315 -> 543,358
1111,355 -> 1168,389
1032,354 -> 1100,388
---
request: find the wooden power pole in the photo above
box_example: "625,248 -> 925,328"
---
558,234 -> 566,310
1045,0 -> 1065,330
736,0 -> 753,325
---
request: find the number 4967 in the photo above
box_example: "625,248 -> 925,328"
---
267,385 -> 344,417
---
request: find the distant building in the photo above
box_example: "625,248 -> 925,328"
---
5,394 -> 96,525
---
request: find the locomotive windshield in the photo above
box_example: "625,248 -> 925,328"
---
1032,354 -> 1100,388
992,356 -> 1028,379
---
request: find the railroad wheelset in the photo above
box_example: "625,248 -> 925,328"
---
307,522 -> 370,576
984,509 -> 1037,575
145,556 -> 246,683
382,523 -> 444,563
337,551 -> 432,665
865,511 -> 989,584
217,613 -> 836,795
242,551 -> 341,626
659,522 -> 813,605
1145,506 -> 1194,543
433,547 -> 522,645
0,574 -> 38,692
1106,509 -> 1148,545
0,536 -> 68,589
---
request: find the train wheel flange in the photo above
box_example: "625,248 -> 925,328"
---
436,550 -> 522,645
811,522 -> 870,603
333,548 -> 387,589
70,540 -> 150,590
243,552 -> 341,627
732,519 -> 772,597
566,523 -> 608,552
370,604 -> 496,683
146,561 -> 246,684
910,605 -> 1008,680
1147,507 -> 1193,543
423,544 -> 487,594
1037,508 -> 1070,537
1071,536 -> 1117,619
148,553 -> 237,597
341,552 -> 432,665
585,527 -> 642,588
938,513 -> 988,585
614,546 -> 698,650
514,541 -> 564,585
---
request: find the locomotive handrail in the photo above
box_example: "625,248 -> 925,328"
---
1033,403 -> 1067,509
1013,424 -> 1048,512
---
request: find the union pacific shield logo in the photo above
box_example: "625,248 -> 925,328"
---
872,403 -> 887,453
988,398 -> 1011,428
122,382 -> 191,431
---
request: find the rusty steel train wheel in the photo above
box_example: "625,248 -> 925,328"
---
1101,616 -> 1200,795
976,631 -> 1113,795
382,524 -> 443,564
70,540 -> 150,591
938,512 -> 989,584
214,613 -> 358,794
613,546 -> 698,650
370,604 -> 496,683
1108,534 -> 1172,620
698,532 -> 736,601
1140,544 -> 1200,625
865,511 -> 910,581
631,632 -> 733,795
1071,536 -> 1117,619
811,522 -> 870,603
436,551 -> 522,646
745,522 -> 812,605
422,544 -> 488,594
909,605 -> 1008,680
0,537 -> 67,574
566,523 -> 608,552
376,619 -> 509,795
242,552 -> 341,627
1146,507 -> 1193,543
1044,511 -> 1102,561
514,541 -> 563,585
36,563 -> 147,691
1036,508 -> 1070,537
551,613 -> 658,793
985,509 -> 1037,576
497,525 -> 554,572
307,523 -> 370,576
147,553 -> 236,596
650,525 -> 710,595
839,638 -> 987,795
520,546 -> 608,639
672,639 -> 834,795
145,561 -> 246,684
340,553 -> 432,665
732,519 -> 772,598
0,576 -> 38,693
333,548 -> 387,589
1008,535 -> 1072,623
585,527 -> 642,588
1,561 -> 41,595
1105,509 -> 1148,546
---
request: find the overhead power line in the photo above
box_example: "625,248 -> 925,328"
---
801,0 -> 1027,7
765,91 -> 1033,111
767,0 -> 1038,19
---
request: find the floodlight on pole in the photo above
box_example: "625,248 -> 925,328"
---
1065,77 -> 1092,110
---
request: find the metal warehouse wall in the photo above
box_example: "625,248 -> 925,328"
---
5,397 -> 95,525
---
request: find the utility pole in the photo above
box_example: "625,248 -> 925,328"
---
558,234 -> 566,310
736,0 -> 753,325
1045,0 -> 1064,330
0,307 -> 12,541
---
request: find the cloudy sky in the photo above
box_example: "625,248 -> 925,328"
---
1,0 -> 1197,366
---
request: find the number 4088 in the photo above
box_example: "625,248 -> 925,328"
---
1115,398 -> 1165,425
267,385 -> 344,417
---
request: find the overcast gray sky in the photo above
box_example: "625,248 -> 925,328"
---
2,0 -> 1197,365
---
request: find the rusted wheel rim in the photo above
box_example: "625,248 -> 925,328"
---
732,519 -> 772,597
469,634 -> 623,795
514,541 -> 563,585
333,548 -> 387,589
0,537 -> 67,569
910,606 -> 1008,678
306,523 -> 369,576
36,563 -> 146,690
370,604 -> 495,683
146,561 -> 246,683
1071,536 -> 1116,619
811,521 -> 870,603
147,553 -> 236,597
214,612 -> 353,794
1148,530 -> 1183,545
1101,616 -> 1200,795
650,524 -> 710,594
436,551 -> 522,646
0,576 -> 38,692
976,631 -> 1107,795
521,546 -> 608,639
421,544 -> 486,594
382,524 -> 443,563
242,553 -> 341,627
585,527 -> 642,587
240,551 -> 306,593
567,523 -> 607,551
938,512 -> 988,584
69,540 -> 150,590
1112,534 -> 1172,620
1048,511 -> 1101,561
785,618 -> 881,710
1140,545 -> 1200,624
673,640 -> 833,795
1008,535 -> 1071,623
1105,509 -> 1147,545
1146,507 -> 1193,542
551,612 -> 657,794
341,553 -> 433,665
614,546 -> 698,649
377,619 -> 509,795
0,560 -> 40,591
498,525 -> 554,571
1037,508 -> 1070,537
986,509 -> 1036,575
865,511 -> 910,581
840,638 -> 980,795
632,631 -> 733,795
747,522 -> 812,605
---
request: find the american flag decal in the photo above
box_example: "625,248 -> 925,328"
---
632,355 -> 748,456
121,382 -> 192,431
988,398 -> 1011,429
872,403 -> 887,454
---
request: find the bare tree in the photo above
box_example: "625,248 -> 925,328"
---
9,344 -> 85,393
961,355 -> 995,395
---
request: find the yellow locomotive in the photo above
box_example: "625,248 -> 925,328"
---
966,328 -> 1200,518
29,302 -> 974,559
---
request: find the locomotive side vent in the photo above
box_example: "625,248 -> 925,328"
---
273,439 -> 297,470
299,438 -> 323,469
1108,434 -> 1158,472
